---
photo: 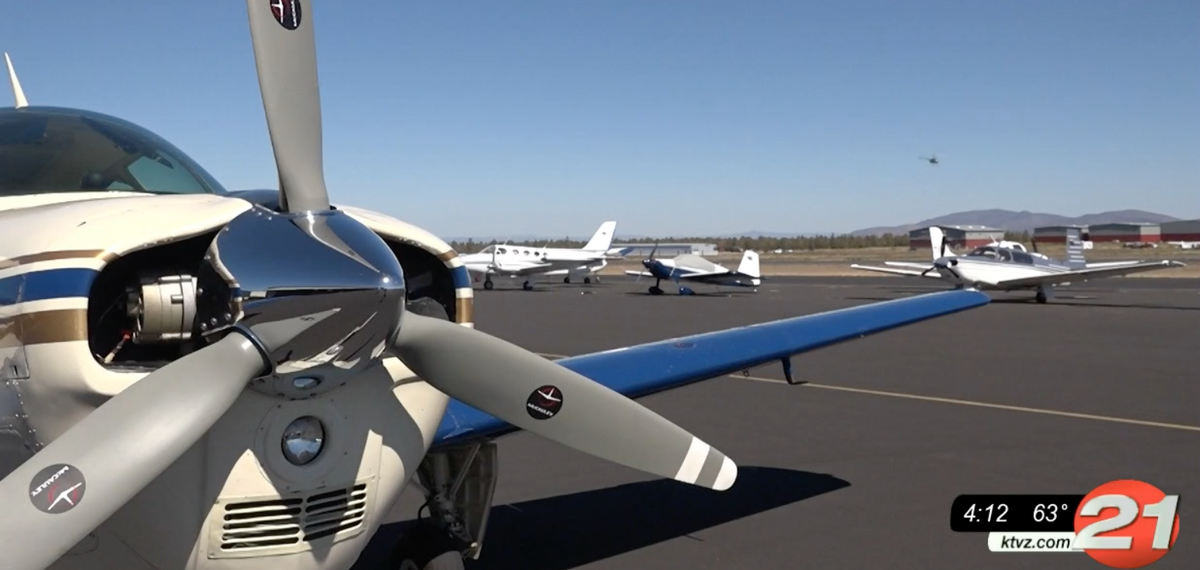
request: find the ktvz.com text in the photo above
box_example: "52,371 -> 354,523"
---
988,532 -> 1079,552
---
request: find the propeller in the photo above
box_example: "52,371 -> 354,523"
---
919,233 -> 951,276
634,241 -> 659,284
923,258 -> 961,280
245,0 -> 736,492
0,332 -> 271,570
0,3 -> 738,566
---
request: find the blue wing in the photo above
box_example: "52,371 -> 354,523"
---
431,289 -> 989,449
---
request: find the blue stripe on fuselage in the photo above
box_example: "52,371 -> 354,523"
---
0,268 -> 98,306
450,265 -> 472,290
649,260 -> 676,280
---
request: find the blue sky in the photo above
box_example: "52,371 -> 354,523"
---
3,0 -> 1197,237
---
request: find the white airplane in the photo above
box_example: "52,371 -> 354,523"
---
866,226 -> 1153,276
851,227 -> 1185,303
624,244 -> 762,295
0,5 -> 992,570
458,221 -> 625,290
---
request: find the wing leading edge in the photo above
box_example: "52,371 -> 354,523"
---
431,289 -> 990,449
849,263 -> 942,279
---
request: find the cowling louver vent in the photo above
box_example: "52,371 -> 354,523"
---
217,482 -> 369,553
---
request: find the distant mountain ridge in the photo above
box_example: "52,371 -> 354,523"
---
849,209 -> 1181,237
441,209 -> 1182,242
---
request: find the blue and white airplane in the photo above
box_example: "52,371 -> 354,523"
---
625,244 -> 762,295
851,227 -> 1185,303
0,5 -> 990,570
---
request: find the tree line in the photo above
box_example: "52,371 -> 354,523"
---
449,230 -> 1035,253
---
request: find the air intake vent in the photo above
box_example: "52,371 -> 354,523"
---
215,482 -> 369,554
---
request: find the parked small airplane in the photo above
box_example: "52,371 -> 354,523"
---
625,244 -> 762,295
0,5 -> 994,570
458,221 -> 627,290
868,226 -> 1143,277
851,227 -> 1185,303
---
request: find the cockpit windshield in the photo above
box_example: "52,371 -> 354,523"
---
0,107 -> 227,197
966,246 -> 999,259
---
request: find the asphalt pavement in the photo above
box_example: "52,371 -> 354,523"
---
355,276 -> 1200,570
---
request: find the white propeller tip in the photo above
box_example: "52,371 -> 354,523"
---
713,456 -> 738,491
673,437 -> 737,491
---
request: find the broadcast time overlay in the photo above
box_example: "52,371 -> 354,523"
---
950,479 -> 1181,568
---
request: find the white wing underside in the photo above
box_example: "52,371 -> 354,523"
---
993,260 -> 1186,288
850,264 -> 944,279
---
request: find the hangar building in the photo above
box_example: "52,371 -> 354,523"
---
1087,223 -> 1161,243
1033,225 -> 1088,243
611,243 -> 718,257
908,225 -> 1005,250
1161,219 -> 1200,242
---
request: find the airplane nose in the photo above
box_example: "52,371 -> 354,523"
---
933,258 -> 962,280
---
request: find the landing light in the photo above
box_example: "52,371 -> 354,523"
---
282,416 -> 325,466
292,376 -> 320,390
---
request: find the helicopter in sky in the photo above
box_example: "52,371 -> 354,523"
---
920,154 -> 939,165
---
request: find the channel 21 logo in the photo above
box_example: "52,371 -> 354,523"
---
1075,480 -> 1180,568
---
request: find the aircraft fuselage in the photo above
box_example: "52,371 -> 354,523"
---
0,189 -> 469,570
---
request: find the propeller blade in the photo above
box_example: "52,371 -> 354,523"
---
245,0 -> 330,213
0,332 -> 267,570
391,313 -> 737,491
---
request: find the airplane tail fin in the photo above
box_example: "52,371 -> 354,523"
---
927,226 -> 951,260
4,52 -> 29,108
737,250 -> 761,278
1064,227 -> 1087,269
583,221 -> 617,252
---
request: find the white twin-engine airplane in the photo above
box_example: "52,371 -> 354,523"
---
457,221 -> 623,291
624,244 -> 762,295
0,4 -> 992,570
851,226 -> 1185,303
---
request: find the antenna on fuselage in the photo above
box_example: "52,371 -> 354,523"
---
4,52 -> 28,108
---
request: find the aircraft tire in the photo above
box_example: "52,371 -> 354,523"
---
563,277 -> 571,284
483,280 -> 494,290
390,526 -> 465,570
583,277 -> 592,284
